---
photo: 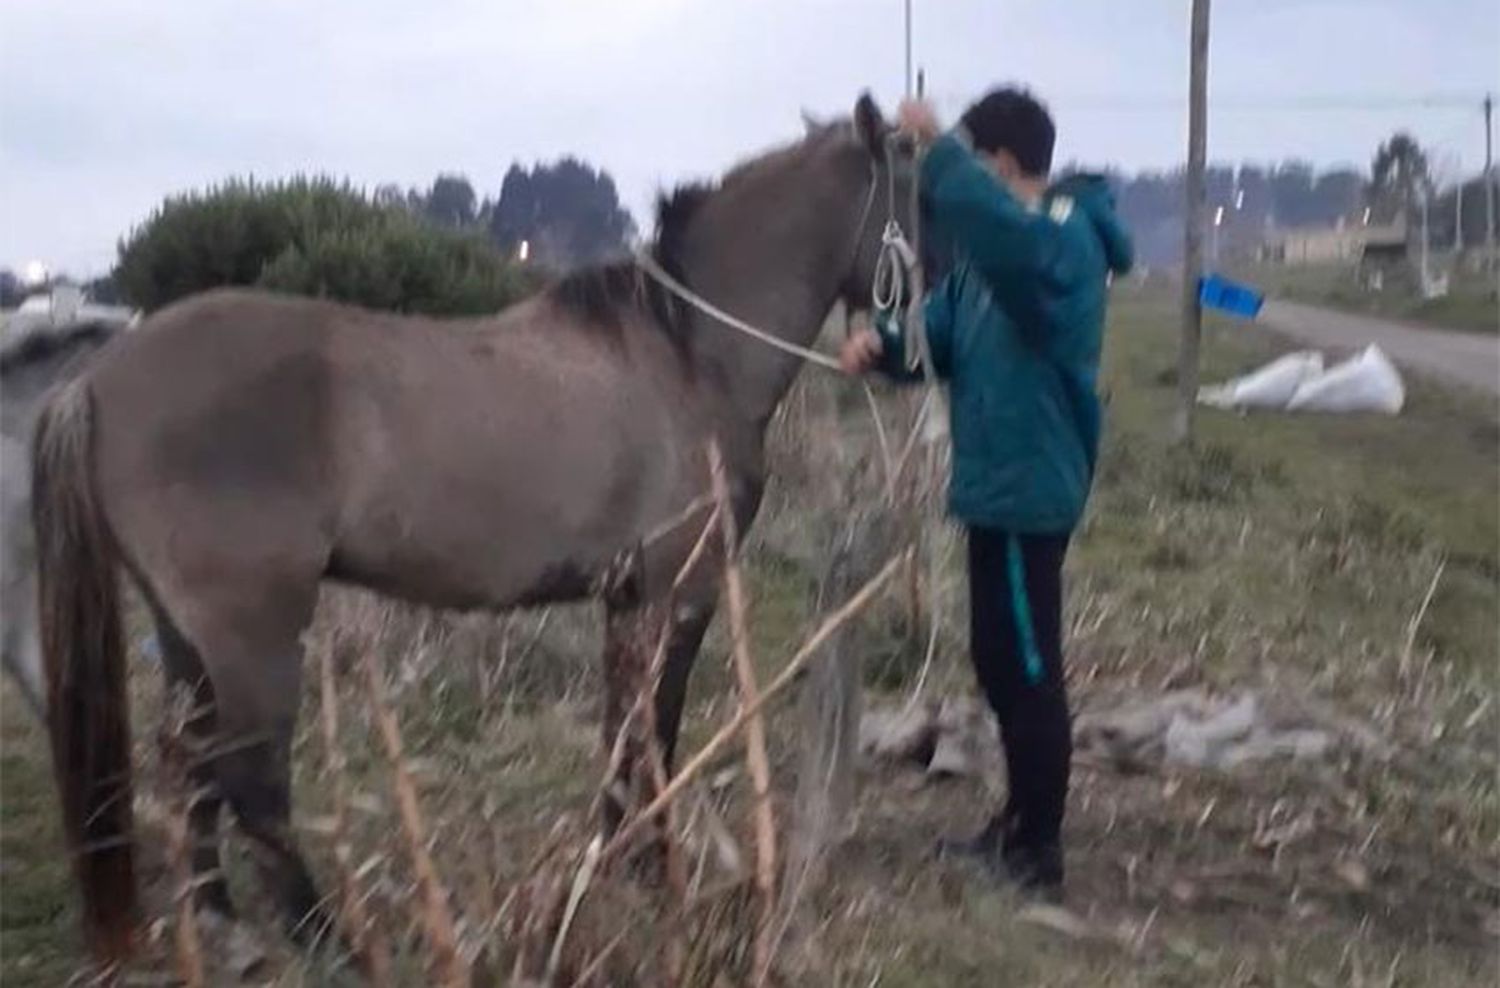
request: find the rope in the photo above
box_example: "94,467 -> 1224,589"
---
634,250 -> 844,372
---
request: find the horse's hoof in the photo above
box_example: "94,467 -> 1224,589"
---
195,909 -> 268,980
286,902 -> 340,951
624,837 -> 670,887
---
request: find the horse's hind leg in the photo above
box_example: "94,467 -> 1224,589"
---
173,575 -> 333,946
147,600 -> 234,918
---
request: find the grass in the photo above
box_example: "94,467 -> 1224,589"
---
1233,260 -> 1499,334
2,287 -> 1496,985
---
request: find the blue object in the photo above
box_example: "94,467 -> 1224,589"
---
1199,274 -> 1264,318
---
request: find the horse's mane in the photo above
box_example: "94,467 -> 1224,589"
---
546,183 -> 709,355
0,320 -> 124,376
548,126 -> 843,354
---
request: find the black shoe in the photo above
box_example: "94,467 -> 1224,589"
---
998,843 -> 1065,902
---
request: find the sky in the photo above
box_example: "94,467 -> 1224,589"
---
2,0 -> 1496,276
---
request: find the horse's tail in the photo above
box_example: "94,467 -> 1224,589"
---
32,378 -> 137,964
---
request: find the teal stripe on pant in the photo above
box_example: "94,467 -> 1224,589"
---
1005,534 -> 1045,685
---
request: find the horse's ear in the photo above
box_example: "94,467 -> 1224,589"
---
800,108 -> 824,134
853,92 -> 888,158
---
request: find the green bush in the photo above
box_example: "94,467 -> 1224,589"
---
114,176 -> 536,315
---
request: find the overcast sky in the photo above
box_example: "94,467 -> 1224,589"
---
2,0 -> 1496,275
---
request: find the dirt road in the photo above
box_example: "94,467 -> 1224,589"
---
1257,298 -> 1499,395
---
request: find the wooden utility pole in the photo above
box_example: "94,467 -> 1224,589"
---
904,0 -> 914,99
1173,0 -> 1211,443
1484,92 -> 1495,283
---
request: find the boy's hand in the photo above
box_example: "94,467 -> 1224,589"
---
898,99 -> 942,142
839,327 -> 885,375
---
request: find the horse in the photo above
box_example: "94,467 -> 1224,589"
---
32,92 -> 914,966
2,317 -> 131,718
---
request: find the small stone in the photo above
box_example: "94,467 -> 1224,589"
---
1017,904 -> 1092,939
858,703 -> 939,764
1169,879 -> 1198,904
1335,858 -> 1371,891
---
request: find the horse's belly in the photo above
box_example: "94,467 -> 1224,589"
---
332,411 -> 683,612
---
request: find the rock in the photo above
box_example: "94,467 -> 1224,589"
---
1074,690 -> 1210,761
927,729 -> 980,777
927,697 -> 999,779
1163,694 -> 1258,767
197,910 -> 268,980
936,695 -> 989,731
1217,728 -> 1332,769
859,702 -> 938,764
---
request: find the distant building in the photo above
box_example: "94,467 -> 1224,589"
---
1,284 -> 138,336
1258,219 -> 1406,266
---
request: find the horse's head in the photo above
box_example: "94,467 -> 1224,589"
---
824,92 -> 920,317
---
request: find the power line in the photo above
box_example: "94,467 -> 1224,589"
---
931,91 -> 1486,114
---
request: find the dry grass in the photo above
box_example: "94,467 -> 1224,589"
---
2,288 -> 1496,986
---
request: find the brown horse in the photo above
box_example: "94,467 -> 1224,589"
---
33,93 -> 912,964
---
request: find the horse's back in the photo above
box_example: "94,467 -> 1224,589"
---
78,286 -> 707,613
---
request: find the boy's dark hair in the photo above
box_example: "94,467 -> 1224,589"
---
960,87 -> 1056,176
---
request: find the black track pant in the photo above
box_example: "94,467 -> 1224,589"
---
966,526 -> 1072,852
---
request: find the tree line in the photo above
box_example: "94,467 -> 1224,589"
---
1,157 -> 637,317
378,158 -> 636,270
1099,131 -> 1497,267
6,132 -> 1492,314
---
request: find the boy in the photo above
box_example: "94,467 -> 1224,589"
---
841,88 -> 1133,896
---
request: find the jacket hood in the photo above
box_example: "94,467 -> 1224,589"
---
1050,173 -> 1134,275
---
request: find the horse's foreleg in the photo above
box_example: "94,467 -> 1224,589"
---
600,604 -> 662,836
651,603 -> 715,773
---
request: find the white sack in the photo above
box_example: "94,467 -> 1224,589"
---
1197,351 -> 1324,410
1287,344 -> 1405,414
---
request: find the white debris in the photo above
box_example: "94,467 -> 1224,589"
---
1198,344 -> 1404,415
1163,693 -> 1259,767
927,697 -> 1001,779
863,688 -> 1381,779
858,702 -> 938,763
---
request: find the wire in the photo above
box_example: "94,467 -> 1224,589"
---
929,91 -> 1486,114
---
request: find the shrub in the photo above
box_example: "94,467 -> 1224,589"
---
114,176 -> 537,315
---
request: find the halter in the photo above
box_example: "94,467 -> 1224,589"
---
635,127 -> 922,374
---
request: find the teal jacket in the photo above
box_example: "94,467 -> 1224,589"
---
878,132 -> 1134,534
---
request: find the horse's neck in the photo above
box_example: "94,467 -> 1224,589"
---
679,169 -> 855,431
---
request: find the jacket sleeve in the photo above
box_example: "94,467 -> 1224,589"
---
875,273 -> 956,384
920,133 -> 1070,342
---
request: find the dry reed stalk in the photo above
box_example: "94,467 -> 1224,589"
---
706,441 -> 778,983
319,642 -> 393,986
161,692 -> 205,988
861,381 -> 896,500
567,928 -> 628,988
360,650 -> 470,988
545,835 -> 604,983
600,549 -> 908,866
164,806 -> 205,988
1401,555 -> 1446,672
